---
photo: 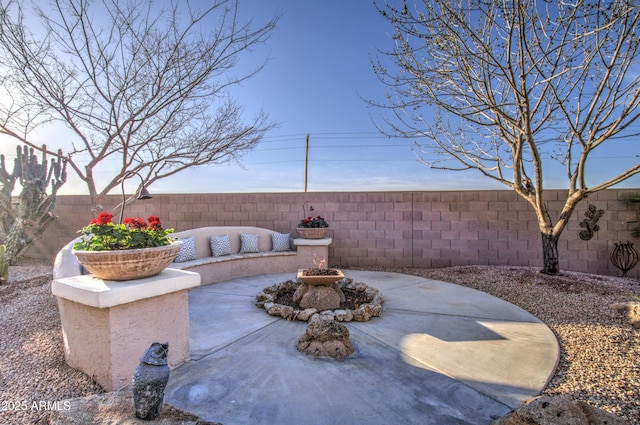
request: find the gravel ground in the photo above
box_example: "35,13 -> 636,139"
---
0,261 -> 104,425
1,262 -> 639,424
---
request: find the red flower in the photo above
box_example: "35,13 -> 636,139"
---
123,217 -> 148,229
76,213 -> 173,251
91,212 -> 113,225
147,215 -> 163,230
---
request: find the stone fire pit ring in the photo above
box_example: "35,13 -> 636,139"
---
256,277 -> 384,322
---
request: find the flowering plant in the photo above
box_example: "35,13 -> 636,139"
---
298,215 -> 329,228
73,212 -> 175,251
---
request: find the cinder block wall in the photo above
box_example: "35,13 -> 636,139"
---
32,189 -> 640,278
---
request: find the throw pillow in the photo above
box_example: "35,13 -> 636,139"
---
271,233 -> 291,252
174,236 -> 196,262
240,233 -> 260,253
210,234 -> 232,257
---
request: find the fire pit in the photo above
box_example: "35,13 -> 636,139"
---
255,275 -> 384,322
294,268 -> 346,311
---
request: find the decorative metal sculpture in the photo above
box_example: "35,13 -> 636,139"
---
610,241 -> 638,278
133,342 -> 170,420
579,204 -> 604,241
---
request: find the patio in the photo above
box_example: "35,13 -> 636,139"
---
163,269 -> 559,425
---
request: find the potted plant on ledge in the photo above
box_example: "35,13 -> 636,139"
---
297,215 -> 330,239
72,212 -> 182,281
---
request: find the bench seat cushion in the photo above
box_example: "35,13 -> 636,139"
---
169,250 -> 296,270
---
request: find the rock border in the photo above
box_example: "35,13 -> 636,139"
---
256,277 -> 384,322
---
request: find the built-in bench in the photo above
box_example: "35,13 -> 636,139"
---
168,226 -> 331,285
50,225 -> 331,391
53,226 -> 332,285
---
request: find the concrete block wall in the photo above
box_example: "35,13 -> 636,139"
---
32,189 -> 640,278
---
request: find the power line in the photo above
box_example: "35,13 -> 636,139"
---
252,143 -> 415,152
2,129 -> 636,163
258,131 -> 389,143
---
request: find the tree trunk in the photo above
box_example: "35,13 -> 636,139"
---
540,232 -> 560,275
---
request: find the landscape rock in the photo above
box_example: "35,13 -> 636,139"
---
266,303 -> 282,316
492,395 -> 629,425
292,281 -> 309,304
279,305 -> 295,319
297,319 -> 354,358
334,309 -> 354,322
352,305 -> 373,321
297,308 -> 318,321
609,301 -> 640,328
299,286 -> 341,311
49,390 -> 219,425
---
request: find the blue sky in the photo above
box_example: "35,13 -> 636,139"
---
156,0 -> 640,194
1,0 -> 638,195
161,0 -> 445,194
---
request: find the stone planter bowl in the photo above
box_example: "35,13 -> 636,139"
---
72,241 -> 183,281
297,268 -> 345,286
296,227 -> 330,239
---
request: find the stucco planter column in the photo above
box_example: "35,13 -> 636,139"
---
292,237 -> 332,268
52,268 -> 200,391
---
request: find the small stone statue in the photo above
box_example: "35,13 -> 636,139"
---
132,342 -> 170,420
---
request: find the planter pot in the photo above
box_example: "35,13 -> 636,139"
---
297,269 -> 345,286
73,241 -> 183,281
296,227 -> 330,239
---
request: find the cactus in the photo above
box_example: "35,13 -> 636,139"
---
0,245 -> 8,284
0,145 -> 67,264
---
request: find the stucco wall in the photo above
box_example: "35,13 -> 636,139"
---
32,189 -> 640,278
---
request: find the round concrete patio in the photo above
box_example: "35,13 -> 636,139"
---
164,270 -> 559,425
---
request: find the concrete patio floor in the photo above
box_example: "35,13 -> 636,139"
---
163,270 -> 559,425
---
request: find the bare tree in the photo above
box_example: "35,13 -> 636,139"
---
372,0 -> 640,274
0,0 -> 278,213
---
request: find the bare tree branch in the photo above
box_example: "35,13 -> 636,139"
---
0,0 -> 279,212
372,0 -> 640,274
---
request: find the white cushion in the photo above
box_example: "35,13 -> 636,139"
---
210,234 -> 232,257
271,233 -> 291,252
240,233 -> 259,253
174,236 -> 197,262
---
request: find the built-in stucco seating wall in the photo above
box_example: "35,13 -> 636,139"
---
52,226 -> 331,285
168,226 -> 331,285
